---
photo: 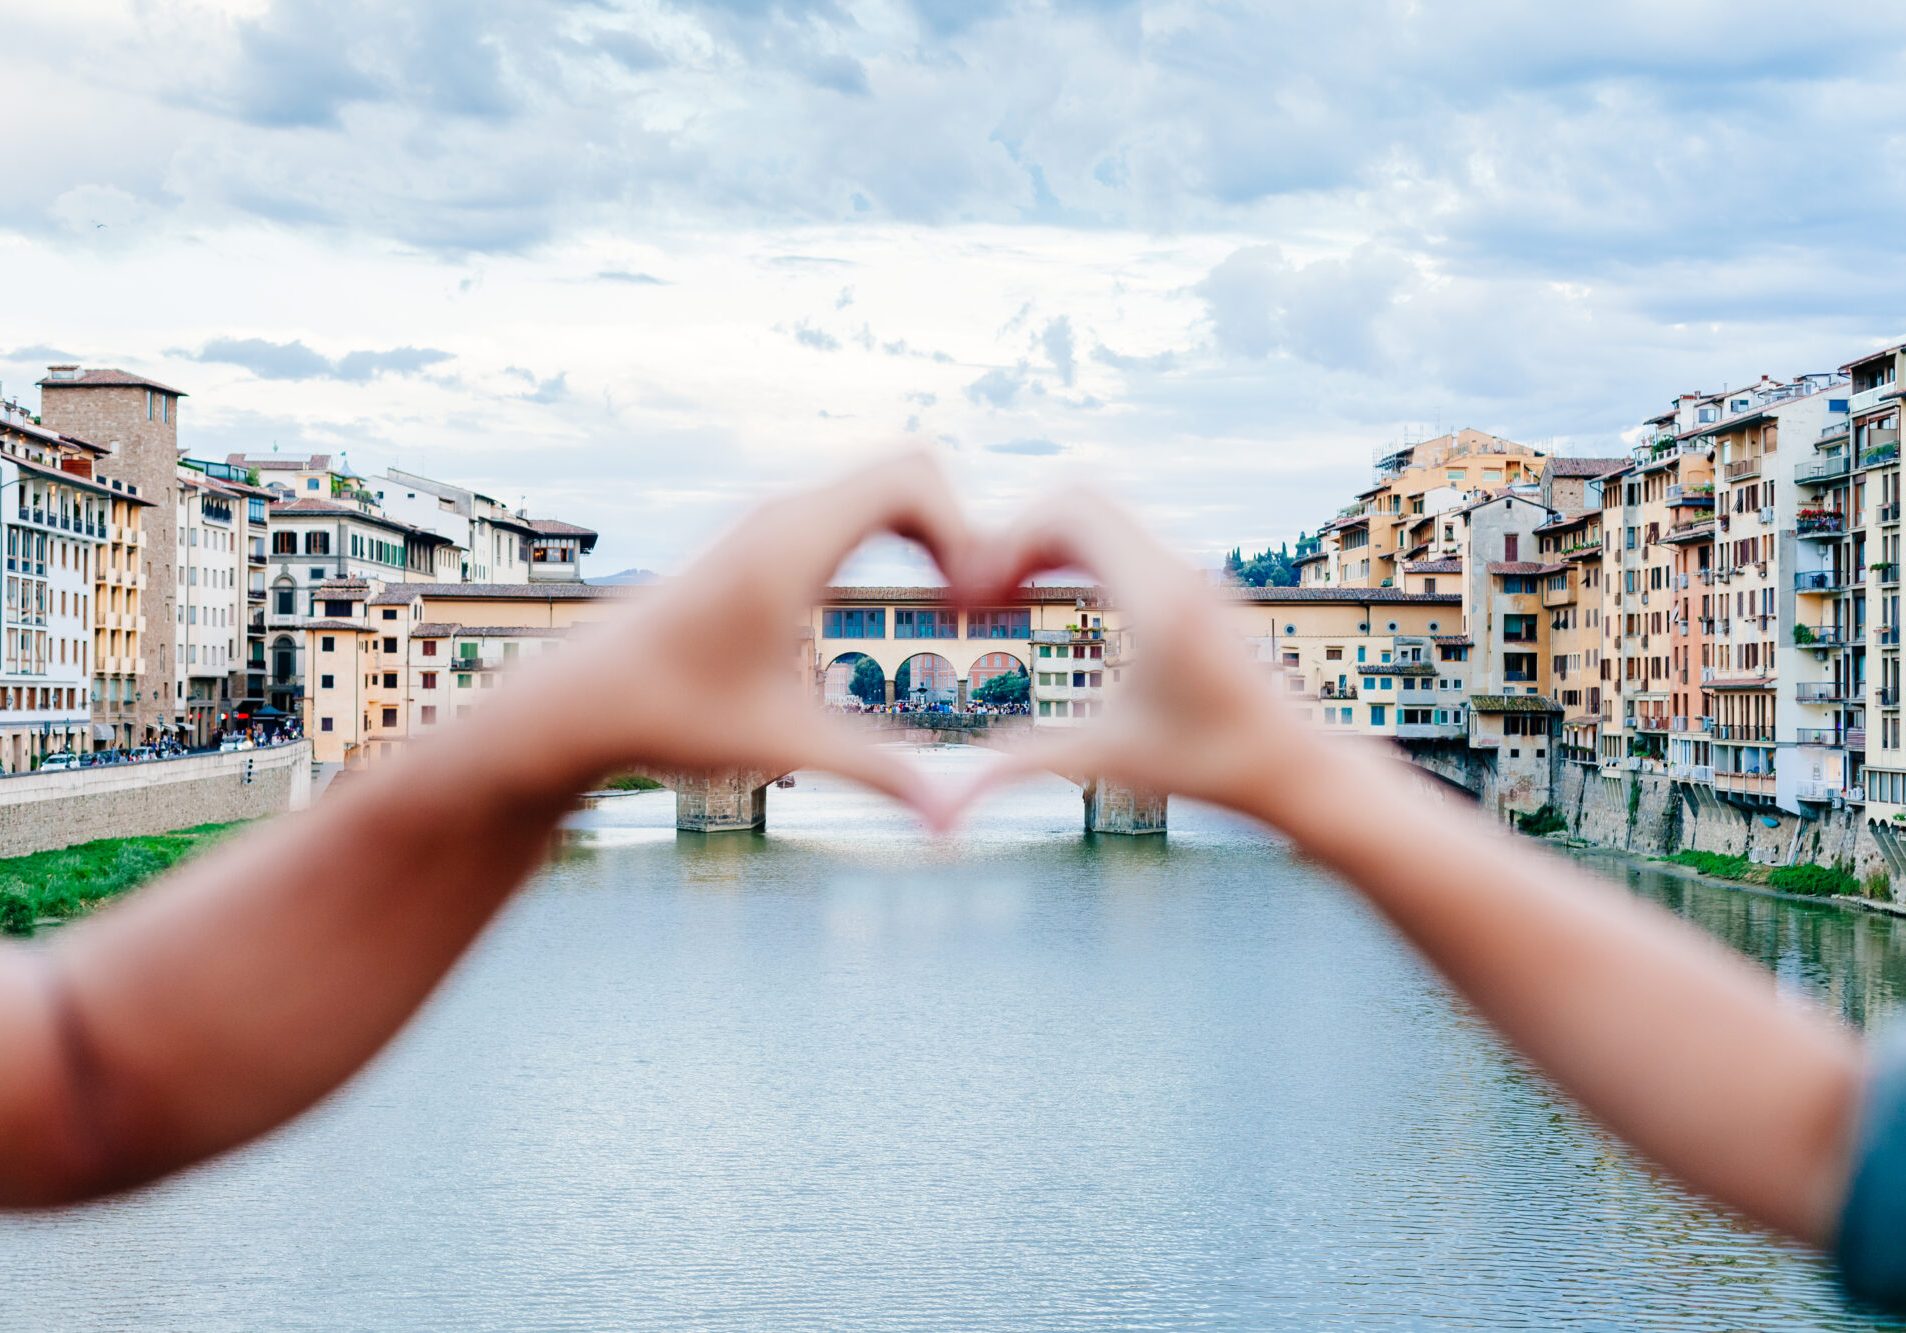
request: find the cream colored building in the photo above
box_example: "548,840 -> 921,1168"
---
1358,429 -> 1550,588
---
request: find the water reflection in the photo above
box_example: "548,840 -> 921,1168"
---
4,748 -> 1905,1330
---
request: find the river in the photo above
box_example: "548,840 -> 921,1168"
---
7,745 -> 1906,1330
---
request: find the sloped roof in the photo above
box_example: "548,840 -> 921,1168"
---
1487,561 -> 1566,576
37,367 -> 187,395
367,581 -> 627,605
1403,558 -> 1462,574
1545,457 -> 1629,478
1469,694 -> 1561,713
1223,587 -> 1461,604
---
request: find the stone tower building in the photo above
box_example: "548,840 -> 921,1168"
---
38,366 -> 186,736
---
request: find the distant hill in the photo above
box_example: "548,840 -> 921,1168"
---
589,567 -> 659,586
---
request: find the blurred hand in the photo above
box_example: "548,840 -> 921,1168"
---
513,452 -> 972,827
950,491 -> 1337,819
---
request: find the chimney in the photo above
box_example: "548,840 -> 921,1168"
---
45,364 -> 79,380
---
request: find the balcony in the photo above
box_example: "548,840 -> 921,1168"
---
1725,456 -> 1762,481
1796,682 -> 1848,703
1796,510 -> 1846,538
1716,771 -> 1777,796
1795,570 -> 1846,593
1794,728 -> 1849,746
1318,683 -> 1359,700
1883,502 -> 1902,525
1796,454 -> 1850,485
1631,714 -> 1670,733
1669,763 -> 1716,783
1794,780 -> 1842,803
1884,626 -> 1902,647
1879,563 -> 1903,587
1796,625 -> 1846,649
1860,437 -> 1901,471
1715,724 -> 1775,741
1884,689 -> 1903,708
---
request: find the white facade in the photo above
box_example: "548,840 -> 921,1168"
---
177,472 -> 247,740
373,469 -> 531,583
1,453 -> 98,769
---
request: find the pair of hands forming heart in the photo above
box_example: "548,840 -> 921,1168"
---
514,451 -> 1337,834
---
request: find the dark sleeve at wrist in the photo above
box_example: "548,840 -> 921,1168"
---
1836,1030 -> 1906,1311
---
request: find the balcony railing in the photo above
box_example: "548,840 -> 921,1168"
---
1883,626 -> 1902,647
1796,511 -> 1846,537
1879,563 -> 1903,586
1860,438 -> 1901,470
1393,722 -> 1466,740
1796,454 -> 1851,484
1632,715 -> 1669,733
1796,682 -> 1848,703
1795,728 -> 1856,746
1796,625 -> 1846,648
1883,501 -> 1903,524
1726,457 -> 1762,481
1795,570 -> 1846,592
1715,771 -> 1777,795
1715,724 -> 1776,740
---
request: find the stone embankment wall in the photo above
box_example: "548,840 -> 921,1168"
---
0,743 -> 313,858
1553,761 -> 1904,882
849,714 -> 1033,746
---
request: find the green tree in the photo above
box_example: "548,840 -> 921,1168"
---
848,655 -> 885,705
972,667 -> 1029,706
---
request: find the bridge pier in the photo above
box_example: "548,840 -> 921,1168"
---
1084,777 -> 1167,835
674,770 -> 769,832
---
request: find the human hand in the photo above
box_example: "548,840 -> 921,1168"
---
506,452 -> 973,827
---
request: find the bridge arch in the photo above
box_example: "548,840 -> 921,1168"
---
821,651 -> 886,707
895,652 -> 959,707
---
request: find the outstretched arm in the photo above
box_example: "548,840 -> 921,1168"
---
965,494 -> 1863,1248
0,455 -> 967,1207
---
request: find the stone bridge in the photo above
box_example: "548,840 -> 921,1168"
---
1394,736 -> 1489,801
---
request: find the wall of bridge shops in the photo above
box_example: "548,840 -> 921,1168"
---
0,742 -> 312,858
1555,760 -> 1901,882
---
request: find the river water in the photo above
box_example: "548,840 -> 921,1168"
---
8,746 -> 1906,1330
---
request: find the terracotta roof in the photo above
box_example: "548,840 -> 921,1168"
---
1292,551 -> 1329,565
818,585 -> 1105,605
410,623 -> 455,638
1840,342 -> 1906,372
269,497 -> 454,543
1469,694 -> 1561,713
6,455 -> 122,499
527,518 -> 597,537
1359,662 -> 1437,676
1545,457 -> 1629,478
1487,561 -> 1565,576
37,367 -> 187,396
1403,558 -> 1462,574
313,578 -> 368,594
1433,634 -> 1472,645
1706,675 -> 1777,691
367,581 -> 628,605
302,619 -> 370,632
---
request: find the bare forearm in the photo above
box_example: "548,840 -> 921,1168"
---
1246,728 -> 1862,1245
10,691 -> 592,1204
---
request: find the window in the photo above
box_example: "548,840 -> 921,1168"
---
422,640 -> 439,657
306,478 -> 321,491
320,717 -> 334,731
457,674 -> 472,688
272,532 -> 297,554
894,609 -> 958,639
382,672 -> 397,688
382,609 -> 397,620
967,608 -> 1032,638
822,608 -> 886,639
421,706 -> 437,724
325,599 -> 352,617
320,636 -> 336,652
1370,704 -> 1387,726
381,707 -> 397,727
382,637 -> 398,653
304,532 -> 330,556
421,672 -> 438,689
1503,534 -> 1519,562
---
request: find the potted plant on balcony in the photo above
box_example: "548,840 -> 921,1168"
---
1794,624 -> 1817,646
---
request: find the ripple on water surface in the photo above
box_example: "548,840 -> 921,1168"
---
5,746 -> 1906,1330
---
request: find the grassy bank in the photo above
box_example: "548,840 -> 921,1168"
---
602,774 -> 664,792
1658,849 -> 1890,902
0,823 -> 248,936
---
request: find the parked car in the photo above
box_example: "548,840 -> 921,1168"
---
38,753 -> 80,772
128,746 -> 158,764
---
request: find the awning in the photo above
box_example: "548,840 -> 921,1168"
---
92,724 -> 114,742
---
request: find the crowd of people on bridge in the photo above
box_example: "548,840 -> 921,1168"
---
825,699 -> 1030,717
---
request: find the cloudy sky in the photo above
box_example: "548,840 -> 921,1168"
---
7,0 -> 1906,580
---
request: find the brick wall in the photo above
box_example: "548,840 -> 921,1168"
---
0,742 -> 312,857
39,382 -> 180,723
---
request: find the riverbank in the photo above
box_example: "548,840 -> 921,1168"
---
1552,835 -> 1906,921
0,823 -> 247,936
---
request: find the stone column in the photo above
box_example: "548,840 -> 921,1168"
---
674,770 -> 770,832
1083,778 -> 1168,835
957,678 -> 969,711
884,678 -> 896,705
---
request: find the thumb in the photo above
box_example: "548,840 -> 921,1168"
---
787,715 -> 959,833
940,726 -> 1129,830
